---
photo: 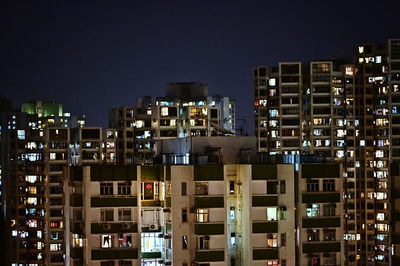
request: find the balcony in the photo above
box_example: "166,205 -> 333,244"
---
194,165 -> 224,181
141,165 -> 164,181
302,216 -> 340,228
302,164 -> 340,178
90,196 -> 138,207
252,196 -> 278,206
301,192 -> 340,203
195,250 -> 224,262
302,241 -> 341,253
194,196 -> 224,208
91,248 -> 138,260
252,165 -> 277,180
195,223 -> 224,235
253,248 -> 279,260
252,221 -> 278,233
90,165 -> 137,181
91,222 -> 138,234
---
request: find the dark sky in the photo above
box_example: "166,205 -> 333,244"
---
2,0 -> 400,131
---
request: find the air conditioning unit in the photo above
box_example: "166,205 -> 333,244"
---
163,208 -> 171,213
122,223 -> 131,230
102,223 -> 111,230
149,224 -> 157,230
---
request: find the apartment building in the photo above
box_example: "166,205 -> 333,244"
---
109,82 -> 235,164
61,160 -> 342,266
254,39 -> 399,265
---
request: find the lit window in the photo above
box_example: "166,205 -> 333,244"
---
307,204 -> 320,217
196,209 -> 209,222
101,235 -> 112,248
267,207 -> 277,221
267,233 -> 277,247
118,234 -> 132,247
230,207 -> 235,220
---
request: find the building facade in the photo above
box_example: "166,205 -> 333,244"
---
254,39 -> 400,265
109,82 -> 235,164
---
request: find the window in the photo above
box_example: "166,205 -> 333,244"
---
267,181 -> 278,194
101,235 -> 112,248
267,207 -> 277,221
230,233 -> 236,245
72,234 -> 83,247
197,236 -> 210,249
307,229 -> 320,242
181,182 -> 187,196
118,182 -> 131,195
278,207 -> 286,220
267,233 -> 277,247
182,209 -> 187,223
196,209 -> 209,222
281,233 -> 286,246
280,181 -> 286,194
101,210 -> 114,221
117,234 -> 132,247
230,181 -> 235,194
195,182 -> 208,195
100,183 -> 113,195
323,229 -> 336,241
118,209 -> 131,221
323,180 -> 335,192
307,204 -> 320,217
307,180 -> 319,192
141,232 -> 162,252
182,235 -> 188,249
323,204 -> 336,216
230,207 -> 235,220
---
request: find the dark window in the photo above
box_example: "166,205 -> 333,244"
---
181,182 -> 187,196
182,209 -> 187,223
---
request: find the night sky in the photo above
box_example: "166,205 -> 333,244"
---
2,0 -> 400,131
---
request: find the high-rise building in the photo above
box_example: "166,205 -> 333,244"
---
61,136 -> 342,266
109,82 -> 235,164
254,39 -> 400,265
